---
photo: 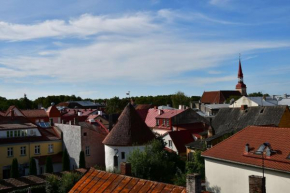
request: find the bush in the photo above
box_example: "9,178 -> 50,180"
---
29,158 -> 37,175
79,151 -> 86,168
46,175 -> 60,193
10,158 -> 19,178
62,150 -> 70,171
59,173 -> 82,193
45,156 -> 53,173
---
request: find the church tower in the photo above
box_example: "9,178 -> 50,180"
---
235,57 -> 247,96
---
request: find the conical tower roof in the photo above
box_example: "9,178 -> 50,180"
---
103,103 -> 155,146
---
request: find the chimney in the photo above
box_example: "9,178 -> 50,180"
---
10,110 -> 14,118
120,162 -> 131,176
158,109 -> 163,115
241,105 -> 248,110
249,175 -> 266,193
186,173 -> 201,193
245,143 -> 250,154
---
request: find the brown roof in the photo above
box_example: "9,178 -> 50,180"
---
46,105 -> 61,117
135,104 -> 153,110
201,91 -> 242,104
167,130 -> 195,153
69,167 -> 186,193
202,126 -> 290,173
22,109 -> 48,118
103,104 -> 155,146
0,116 -> 37,130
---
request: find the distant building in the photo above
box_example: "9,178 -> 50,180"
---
56,101 -> 105,109
230,96 -> 277,108
55,121 -> 108,169
102,104 -> 155,171
0,113 -> 62,179
202,126 -> 290,193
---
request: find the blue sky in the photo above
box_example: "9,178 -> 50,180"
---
0,0 -> 289,99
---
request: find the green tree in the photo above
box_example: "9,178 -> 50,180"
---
186,150 -> 205,179
45,156 -> 54,173
10,158 -> 19,178
171,91 -> 190,108
128,140 -> 185,183
29,158 -> 37,175
59,172 -> 82,193
46,175 -> 60,193
248,92 -> 269,97
62,150 -> 70,171
79,151 -> 86,169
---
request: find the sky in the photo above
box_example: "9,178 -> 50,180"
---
0,0 -> 289,100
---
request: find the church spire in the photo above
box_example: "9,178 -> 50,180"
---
235,55 -> 247,96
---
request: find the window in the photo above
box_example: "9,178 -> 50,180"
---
7,147 -> 13,157
163,119 -> 166,126
14,130 -> 17,137
17,130 -> 20,137
156,119 -> 159,126
48,144 -> 54,153
35,145 -> 40,154
85,146 -> 90,156
168,140 -> 172,147
20,146 -> 26,156
10,131 -> 13,137
121,152 -> 125,159
7,131 -> 10,138
166,119 -> 169,127
83,132 -> 87,136
21,130 -> 25,137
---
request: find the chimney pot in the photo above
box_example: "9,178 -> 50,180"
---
186,173 -> 201,193
120,162 -> 131,176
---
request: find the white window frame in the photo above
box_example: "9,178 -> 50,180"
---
35,145 -> 40,155
168,140 -> 173,147
7,147 -> 13,157
85,146 -> 90,156
166,119 -> 169,127
48,144 -> 54,153
20,146 -> 26,156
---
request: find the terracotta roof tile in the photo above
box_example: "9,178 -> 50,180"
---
168,130 -> 195,153
22,109 -> 48,118
201,91 -> 241,104
69,168 -> 186,193
156,110 -> 184,119
202,126 -> 290,173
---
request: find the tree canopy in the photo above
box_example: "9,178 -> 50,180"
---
79,151 -> 86,169
62,150 -> 70,171
10,158 -> 19,178
29,158 -> 37,175
127,139 -> 185,184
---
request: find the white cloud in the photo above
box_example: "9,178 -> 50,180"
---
208,70 -> 223,74
0,13 -> 158,41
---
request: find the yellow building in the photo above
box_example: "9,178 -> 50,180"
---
0,115 -> 62,179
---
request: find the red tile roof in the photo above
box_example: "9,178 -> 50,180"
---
201,91 -> 241,104
143,109 -> 176,128
135,104 -> 153,110
202,126 -> 290,173
156,109 -> 184,119
34,152 -> 63,165
168,130 -> 195,153
69,167 -> 186,193
46,105 -> 61,117
22,109 -> 48,118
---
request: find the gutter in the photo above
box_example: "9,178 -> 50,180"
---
202,155 -> 290,175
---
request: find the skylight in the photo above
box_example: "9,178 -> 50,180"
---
287,154 -> 290,159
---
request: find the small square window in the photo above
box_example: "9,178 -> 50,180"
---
85,146 -> 90,156
83,132 -> 87,136
121,152 -> 125,159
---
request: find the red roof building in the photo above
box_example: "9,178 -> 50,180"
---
202,126 -> 290,193
69,167 -> 186,193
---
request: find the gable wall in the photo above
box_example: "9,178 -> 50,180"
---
278,107 -> 290,128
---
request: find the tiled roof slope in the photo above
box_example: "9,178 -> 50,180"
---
208,105 -> 288,142
0,116 -> 37,130
103,104 -> 155,146
202,126 -> 290,173
142,109 -> 171,127
168,130 -> 195,153
22,109 -> 48,118
69,168 -> 186,193
156,109 -> 184,119
201,91 -> 241,104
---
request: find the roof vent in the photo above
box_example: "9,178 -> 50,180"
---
260,107 -> 265,114
245,143 -> 250,153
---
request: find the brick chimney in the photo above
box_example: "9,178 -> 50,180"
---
249,175 -> 266,193
120,162 -> 131,176
241,105 -> 248,110
186,173 -> 201,193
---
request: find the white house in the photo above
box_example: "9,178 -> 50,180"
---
102,104 -> 155,171
202,126 -> 290,193
229,96 -> 277,108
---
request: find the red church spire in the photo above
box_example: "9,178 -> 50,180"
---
238,57 -> 243,78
